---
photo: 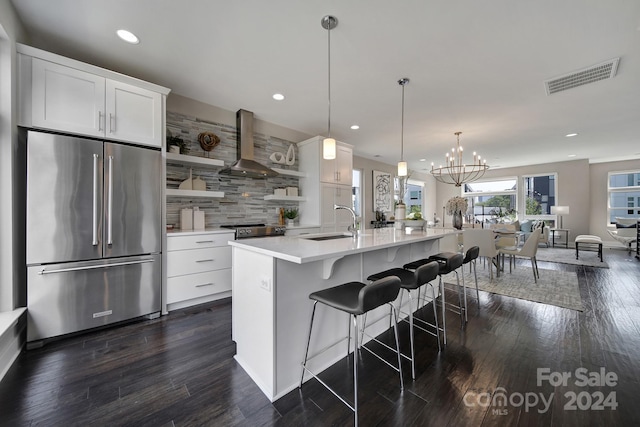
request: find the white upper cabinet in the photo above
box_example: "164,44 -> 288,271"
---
32,59 -> 106,138
105,80 -> 162,146
298,136 -> 354,232
19,45 -> 169,148
320,143 -> 353,185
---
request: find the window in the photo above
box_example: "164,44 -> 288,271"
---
608,171 -> 640,223
522,173 -> 557,225
405,180 -> 423,218
463,178 -> 517,224
352,169 -> 362,217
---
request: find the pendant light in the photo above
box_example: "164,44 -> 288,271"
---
397,78 -> 409,177
321,15 -> 338,160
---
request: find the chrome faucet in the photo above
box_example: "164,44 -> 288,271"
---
334,204 -> 358,237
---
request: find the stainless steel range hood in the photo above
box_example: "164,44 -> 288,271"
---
218,109 -> 278,178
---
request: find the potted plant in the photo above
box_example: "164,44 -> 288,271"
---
167,132 -> 187,154
284,208 -> 298,226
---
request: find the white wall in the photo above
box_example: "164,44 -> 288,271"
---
436,159 -> 591,236
0,0 -> 28,382
0,0 -> 27,311
352,156 -> 433,228
434,157 -> 640,243
589,158 -> 640,241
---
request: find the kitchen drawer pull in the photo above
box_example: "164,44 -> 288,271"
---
195,240 -> 215,244
38,258 -> 154,275
195,259 -> 215,263
195,282 -> 214,288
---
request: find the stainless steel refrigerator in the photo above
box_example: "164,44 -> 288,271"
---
24,130 -> 162,343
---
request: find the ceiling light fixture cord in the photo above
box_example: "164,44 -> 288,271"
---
321,16 -> 338,160
400,80 -> 405,161
397,78 -> 409,177
327,18 -> 331,139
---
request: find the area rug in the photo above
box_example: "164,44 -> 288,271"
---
535,246 -> 609,268
443,266 -> 584,311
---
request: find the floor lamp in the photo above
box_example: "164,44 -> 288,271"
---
551,206 -> 569,229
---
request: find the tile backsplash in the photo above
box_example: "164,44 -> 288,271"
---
166,111 -> 301,228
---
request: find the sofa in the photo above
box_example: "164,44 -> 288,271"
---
495,219 -> 551,247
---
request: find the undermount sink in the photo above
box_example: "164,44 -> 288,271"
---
302,234 -> 354,241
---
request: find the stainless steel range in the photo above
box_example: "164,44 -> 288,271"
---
221,223 -> 286,239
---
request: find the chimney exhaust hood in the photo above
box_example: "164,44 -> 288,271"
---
218,109 -> 279,178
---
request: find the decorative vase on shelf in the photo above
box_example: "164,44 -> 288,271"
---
453,210 -> 463,230
287,219 -> 295,227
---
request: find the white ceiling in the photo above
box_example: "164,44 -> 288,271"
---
10,0 -> 640,172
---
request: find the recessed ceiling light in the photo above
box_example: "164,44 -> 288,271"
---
272,93 -> 285,101
116,29 -> 139,44
565,133 -> 578,137
568,154 -> 577,157
419,158 -> 426,162
350,125 -> 359,130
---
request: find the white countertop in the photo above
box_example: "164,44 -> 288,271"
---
229,227 -> 458,264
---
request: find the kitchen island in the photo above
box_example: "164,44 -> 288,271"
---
229,227 -> 457,401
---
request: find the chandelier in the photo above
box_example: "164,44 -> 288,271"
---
431,132 -> 489,187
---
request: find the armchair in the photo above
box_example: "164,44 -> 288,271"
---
607,218 -> 638,254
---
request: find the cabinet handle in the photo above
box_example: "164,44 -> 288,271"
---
196,259 -> 214,263
107,155 -> 114,245
337,171 -> 341,182
195,282 -> 215,288
98,111 -> 104,131
92,153 -> 99,246
109,113 -> 115,133
195,240 -> 214,244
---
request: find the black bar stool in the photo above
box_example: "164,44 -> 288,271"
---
462,246 -> 480,308
404,252 -> 466,345
300,276 -> 403,427
365,262 -> 441,379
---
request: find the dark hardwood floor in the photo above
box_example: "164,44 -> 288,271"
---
1,250 -> 639,426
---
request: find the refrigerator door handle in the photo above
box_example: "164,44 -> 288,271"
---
92,153 -> 99,246
37,258 -> 155,275
107,155 -> 114,245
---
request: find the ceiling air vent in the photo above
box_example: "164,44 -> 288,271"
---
544,58 -> 620,95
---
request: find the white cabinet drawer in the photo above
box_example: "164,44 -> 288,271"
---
286,227 -> 321,236
167,269 -> 231,304
167,232 -> 234,251
167,247 -> 231,277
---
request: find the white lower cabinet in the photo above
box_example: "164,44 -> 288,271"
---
166,231 -> 234,310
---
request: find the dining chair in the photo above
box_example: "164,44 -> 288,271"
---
462,229 -> 500,279
498,227 -> 542,283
